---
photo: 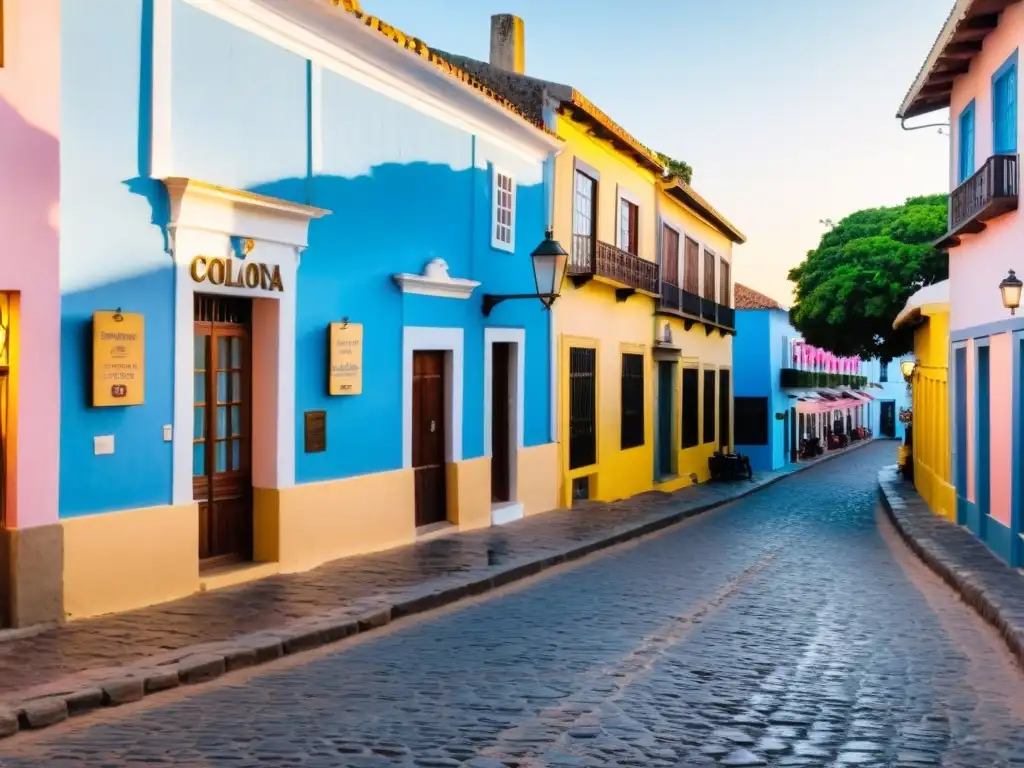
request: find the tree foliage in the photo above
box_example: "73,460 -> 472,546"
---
657,152 -> 693,185
788,194 -> 948,362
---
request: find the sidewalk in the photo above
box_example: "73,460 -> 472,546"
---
877,466 -> 1024,667
0,441 -> 875,736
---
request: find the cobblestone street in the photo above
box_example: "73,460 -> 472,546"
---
3,441 -> 1023,767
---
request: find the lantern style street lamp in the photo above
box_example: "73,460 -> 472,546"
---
900,359 -> 916,382
999,269 -> 1023,315
482,229 -> 569,316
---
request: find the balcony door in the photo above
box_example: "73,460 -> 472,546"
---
683,237 -> 700,295
662,225 -> 680,287
993,54 -> 1017,155
572,169 -> 597,273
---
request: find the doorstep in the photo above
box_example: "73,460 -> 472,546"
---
199,561 -> 281,593
491,501 -> 524,526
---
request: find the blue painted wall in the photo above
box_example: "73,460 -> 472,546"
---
60,0 -> 175,517
733,308 -> 795,471
59,1 -> 553,515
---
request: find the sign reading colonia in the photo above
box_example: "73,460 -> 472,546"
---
92,311 -> 145,407
329,322 -> 363,395
190,256 -> 284,292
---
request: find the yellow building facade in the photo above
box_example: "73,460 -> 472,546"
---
549,98 -> 745,507
653,181 -> 746,492
894,281 -> 954,519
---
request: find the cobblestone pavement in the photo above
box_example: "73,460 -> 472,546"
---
0,451 -> 819,703
4,441 -> 1024,767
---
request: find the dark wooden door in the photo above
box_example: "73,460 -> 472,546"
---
790,407 -> 798,463
491,343 -> 512,503
413,351 -> 448,527
880,401 -> 896,438
193,295 -> 252,570
657,362 -> 674,477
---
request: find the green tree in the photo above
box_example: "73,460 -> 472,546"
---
657,152 -> 693,185
788,194 -> 948,362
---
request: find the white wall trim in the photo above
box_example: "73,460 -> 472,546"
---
402,327 -> 464,470
484,327 -> 526,454
310,62 -> 324,174
165,178 -> 328,507
184,0 -> 561,162
151,0 -> 174,177
393,258 -> 480,300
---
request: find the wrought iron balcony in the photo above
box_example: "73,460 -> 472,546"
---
657,282 -> 735,334
568,237 -> 659,298
937,154 -> 1019,249
780,369 -> 868,389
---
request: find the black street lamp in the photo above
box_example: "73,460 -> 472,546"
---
999,269 -> 1023,315
482,229 -> 568,317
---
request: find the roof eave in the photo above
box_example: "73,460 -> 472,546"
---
662,179 -> 747,244
897,0 -> 1012,119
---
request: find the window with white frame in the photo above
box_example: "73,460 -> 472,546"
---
492,168 -> 516,251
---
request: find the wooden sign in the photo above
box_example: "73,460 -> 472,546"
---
304,410 -> 327,453
93,311 -> 145,407
328,322 -> 363,395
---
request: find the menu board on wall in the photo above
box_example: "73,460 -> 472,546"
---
92,311 -> 145,407
328,322 -> 363,396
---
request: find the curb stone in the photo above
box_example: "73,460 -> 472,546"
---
877,465 -> 1024,668
0,439 -> 876,740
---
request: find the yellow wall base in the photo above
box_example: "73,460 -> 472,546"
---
447,457 -> 492,531
59,451 -> 560,619
517,443 -> 559,516
62,503 -> 199,621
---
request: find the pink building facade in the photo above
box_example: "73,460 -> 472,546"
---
899,0 -> 1024,567
0,0 -> 62,626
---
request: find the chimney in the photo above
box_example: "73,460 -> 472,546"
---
490,14 -> 525,74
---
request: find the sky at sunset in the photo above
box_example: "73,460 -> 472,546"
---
369,0 -> 954,305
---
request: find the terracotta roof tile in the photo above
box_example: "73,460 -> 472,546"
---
735,283 -> 784,310
330,0 -> 554,135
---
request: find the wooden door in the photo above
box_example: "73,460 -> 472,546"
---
491,343 -> 512,503
657,362 -> 674,478
194,295 -> 252,569
880,401 -> 897,439
413,351 -> 448,527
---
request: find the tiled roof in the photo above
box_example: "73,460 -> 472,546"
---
660,178 -> 746,244
735,283 -> 784,310
330,0 -> 554,134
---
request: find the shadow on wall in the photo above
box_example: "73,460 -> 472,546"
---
58,161 -> 548,514
253,164 -> 547,482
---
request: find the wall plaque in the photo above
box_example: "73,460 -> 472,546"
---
328,322 -> 363,395
304,410 -> 327,453
92,311 -> 145,407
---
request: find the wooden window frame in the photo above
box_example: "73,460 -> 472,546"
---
617,186 -> 641,256
491,166 -> 516,252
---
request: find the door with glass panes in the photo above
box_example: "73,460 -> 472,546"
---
193,295 -> 253,569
